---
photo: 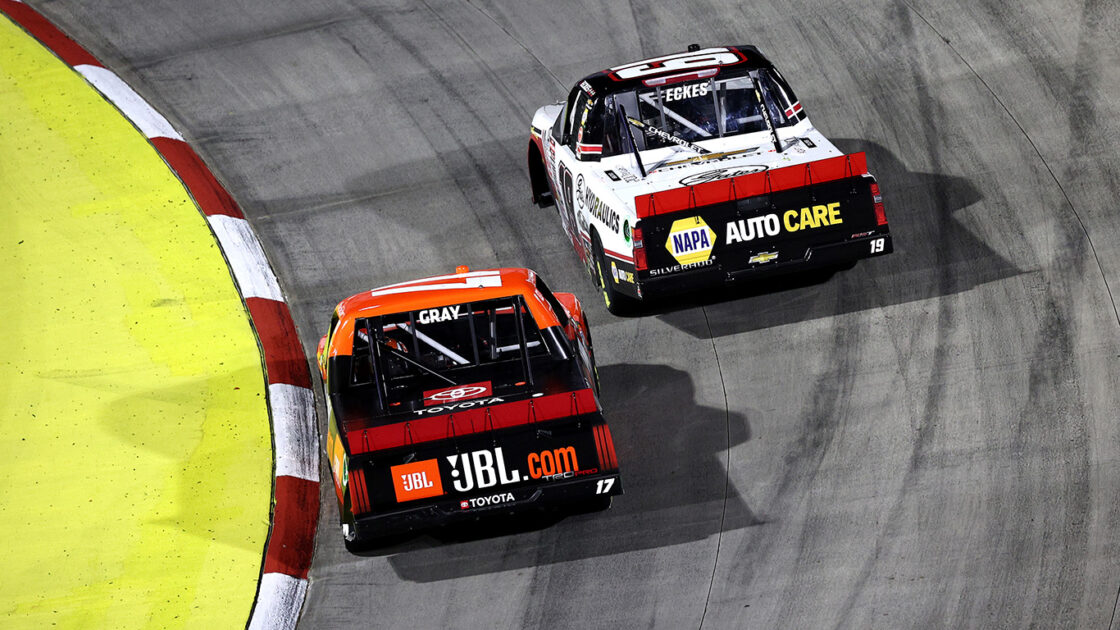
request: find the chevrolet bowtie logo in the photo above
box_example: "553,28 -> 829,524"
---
749,251 -> 779,264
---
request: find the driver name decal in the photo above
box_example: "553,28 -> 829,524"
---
662,82 -> 710,102
419,305 -> 463,323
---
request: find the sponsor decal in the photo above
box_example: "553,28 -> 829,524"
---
609,261 -> 635,284
579,80 -> 596,97
652,147 -> 760,173
680,165 -> 767,186
783,202 -> 842,232
443,445 -> 587,492
460,492 -> 515,510
648,258 -> 714,277
614,167 -> 640,183
623,220 -> 631,243
605,169 -> 621,182
415,397 -> 504,415
749,251 -> 779,264
665,216 -> 716,265
577,211 -> 590,236
850,231 -> 874,239
609,47 -> 744,81
528,446 -> 580,479
418,305 -> 463,324
447,448 -> 523,492
800,137 -> 816,148
725,214 -> 781,244
661,82 -> 710,102
724,203 -> 844,244
577,175 -> 620,233
391,458 -> 444,502
423,381 -> 493,406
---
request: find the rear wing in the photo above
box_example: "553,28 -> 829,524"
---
347,388 -> 598,455
635,152 -> 870,218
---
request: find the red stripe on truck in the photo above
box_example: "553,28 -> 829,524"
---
347,389 -> 598,455
635,152 -> 869,218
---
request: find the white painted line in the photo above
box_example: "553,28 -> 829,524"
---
247,573 -> 307,630
207,214 -> 284,301
269,383 -> 319,482
74,64 -> 184,141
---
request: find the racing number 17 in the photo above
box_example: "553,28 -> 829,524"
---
595,478 -> 615,495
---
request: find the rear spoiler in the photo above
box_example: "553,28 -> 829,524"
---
635,152 -> 869,218
347,388 -> 598,455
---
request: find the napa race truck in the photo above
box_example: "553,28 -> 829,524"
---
527,44 -> 893,314
317,268 -> 621,549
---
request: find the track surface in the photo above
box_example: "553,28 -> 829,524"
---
37,0 -> 1120,627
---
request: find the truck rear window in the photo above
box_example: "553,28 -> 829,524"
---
349,296 -> 551,410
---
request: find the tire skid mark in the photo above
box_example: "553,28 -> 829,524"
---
341,0 -> 546,272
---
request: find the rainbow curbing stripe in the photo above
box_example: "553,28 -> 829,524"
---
0,2 -> 318,628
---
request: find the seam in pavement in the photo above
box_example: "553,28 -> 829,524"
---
0,2 -> 320,629
697,305 -> 732,630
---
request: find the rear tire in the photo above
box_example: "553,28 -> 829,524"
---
592,236 -> 637,316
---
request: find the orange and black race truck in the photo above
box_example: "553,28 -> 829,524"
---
317,268 -> 621,549
528,44 -> 893,313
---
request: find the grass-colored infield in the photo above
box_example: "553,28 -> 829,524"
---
0,15 -> 272,629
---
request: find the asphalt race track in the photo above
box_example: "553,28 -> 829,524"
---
37,0 -> 1120,627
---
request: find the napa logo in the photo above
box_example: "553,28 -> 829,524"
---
665,216 -> 715,265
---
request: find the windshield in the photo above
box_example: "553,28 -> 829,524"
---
601,67 -> 797,155
349,296 -> 551,410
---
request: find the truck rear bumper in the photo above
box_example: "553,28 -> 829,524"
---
347,471 -> 622,541
638,231 -> 892,296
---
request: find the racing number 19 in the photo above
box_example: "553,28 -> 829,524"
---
870,238 -> 886,254
595,478 -> 615,494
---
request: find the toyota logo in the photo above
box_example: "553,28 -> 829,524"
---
428,386 -> 488,402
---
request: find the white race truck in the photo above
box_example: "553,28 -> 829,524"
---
528,45 -> 893,314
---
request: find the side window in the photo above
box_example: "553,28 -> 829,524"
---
757,71 -> 794,126
552,86 -> 583,145
350,319 -> 372,386
600,96 -> 624,157
569,90 -> 591,148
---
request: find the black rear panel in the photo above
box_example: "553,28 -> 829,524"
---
347,414 -> 618,517
640,175 -> 886,280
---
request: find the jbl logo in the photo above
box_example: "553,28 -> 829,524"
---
390,458 -> 444,502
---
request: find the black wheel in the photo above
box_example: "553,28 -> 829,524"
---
592,235 -> 636,316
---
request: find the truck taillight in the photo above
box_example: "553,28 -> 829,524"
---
632,226 -> 647,271
870,182 -> 888,226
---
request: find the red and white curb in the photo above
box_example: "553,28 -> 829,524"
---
0,2 -> 319,628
